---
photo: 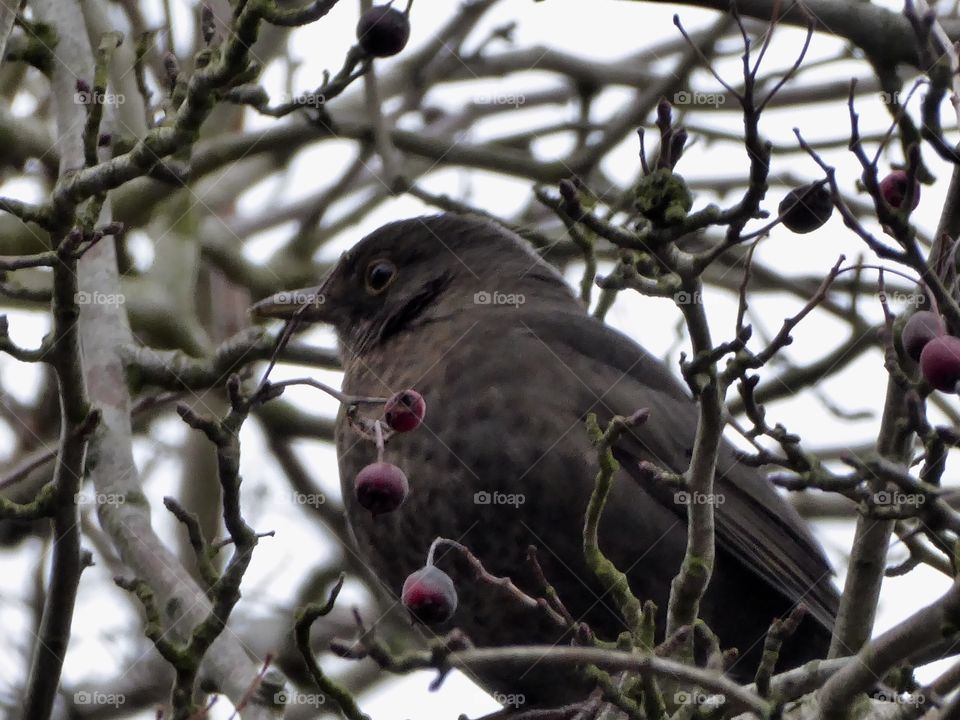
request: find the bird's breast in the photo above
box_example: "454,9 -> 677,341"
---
335,319 -> 599,639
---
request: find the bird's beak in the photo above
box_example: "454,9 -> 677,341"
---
250,284 -> 331,323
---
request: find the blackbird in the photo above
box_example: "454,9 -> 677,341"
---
253,213 -> 838,706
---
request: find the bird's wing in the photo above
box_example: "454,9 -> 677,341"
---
516,308 -> 838,632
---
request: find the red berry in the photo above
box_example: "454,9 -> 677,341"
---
356,5 -> 410,58
354,462 -> 408,515
778,183 -> 833,234
880,170 -> 920,210
901,311 -> 945,362
384,389 -> 426,432
919,335 -> 960,391
401,565 -> 458,624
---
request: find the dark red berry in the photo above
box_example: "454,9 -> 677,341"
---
356,5 -> 410,58
354,462 -> 408,515
880,170 -> 920,210
778,183 -> 833,234
919,335 -> 960,391
401,565 -> 457,624
901,310 -> 945,362
384,389 -> 426,432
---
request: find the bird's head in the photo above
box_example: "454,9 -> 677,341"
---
251,213 -> 573,352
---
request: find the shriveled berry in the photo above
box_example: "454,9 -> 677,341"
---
356,5 -> 410,58
880,170 -> 920,210
778,183 -> 833,234
919,335 -> 960,392
354,462 -> 408,515
384,389 -> 426,432
901,310 -> 945,362
401,565 -> 457,624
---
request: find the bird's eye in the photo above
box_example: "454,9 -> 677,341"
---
365,259 -> 397,294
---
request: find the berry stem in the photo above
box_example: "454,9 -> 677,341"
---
373,420 -> 385,461
424,538 -> 570,627
251,316 -> 301,400
835,263 -> 939,316
943,239 -> 960,299
426,536 -> 442,566
268,377 -> 388,407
